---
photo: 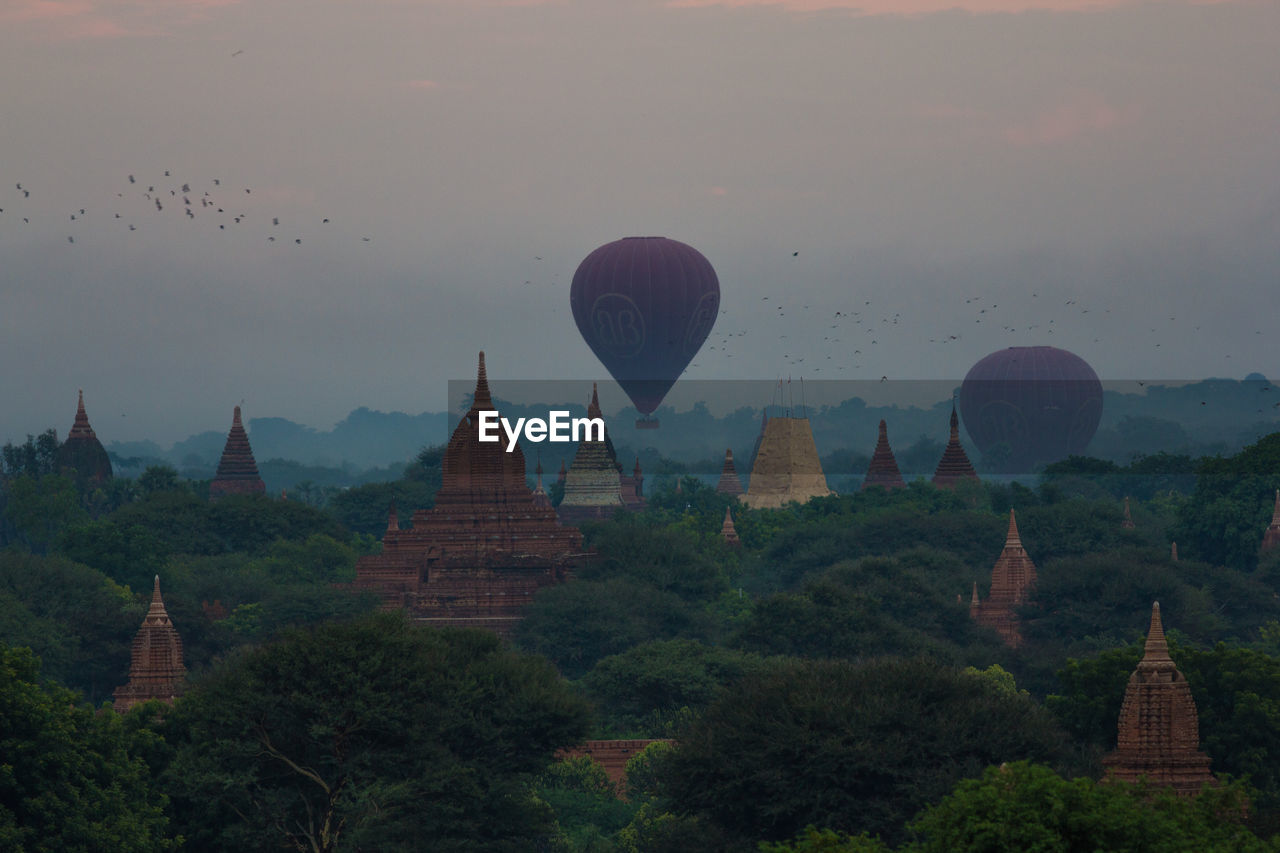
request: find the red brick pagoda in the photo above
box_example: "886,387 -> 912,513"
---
1102,602 -> 1215,796
351,353 -> 583,636
1262,490 -> 1280,554
56,390 -> 113,485
931,404 -> 978,489
970,509 -> 1038,647
113,576 -> 185,713
715,449 -> 745,496
720,507 -> 741,547
862,419 -> 905,490
209,406 -> 266,499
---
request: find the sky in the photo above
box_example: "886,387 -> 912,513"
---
1,0 -> 1277,445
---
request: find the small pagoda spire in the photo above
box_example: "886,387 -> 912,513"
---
633,456 -> 642,480
970,580 -> 980,609
970,508 -> 1037,647
862,419 -> 905,490
558,459 -> 567,483
1263,490 -> 1280,553
721,507 -> 741,547
472,351 -> 492,409
932,401 -> 978,489
1005,507 -> 1022,546
69,389 -> 95,438
588,382 -> 602,419
716,448 -> 744,496
1122,497 -> 1136,529
675,478 -> 683,494
209,405 -> 266,500
1171,541 -> 1179,562
386,500 -> 400,533
532,453 -> 552,508
1139,601 -> 1173,668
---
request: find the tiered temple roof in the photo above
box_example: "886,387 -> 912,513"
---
56,390 -> 113,485
1262,490 -> 1280,554
1122,497 -> 1136,529
862,419 -> 905,490
931,405 -> 978,489
558,384 -> 628,526
351,353 -> 582,636
970,509 -> 1038,647
721,507 -> 741,547
113,576 -> 185,713
741,416 -> 834,509
208,406 -> 266,499
715,449 -> 745,496
1101,602 -> 1215,796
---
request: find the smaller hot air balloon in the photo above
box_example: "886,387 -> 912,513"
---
959,345 -> 1103,473
570,237 -> 720,428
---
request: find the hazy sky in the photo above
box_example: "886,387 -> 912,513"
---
2,0 -> 1276,445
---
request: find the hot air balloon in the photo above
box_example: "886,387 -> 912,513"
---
959,346 -> 1103,473
570,237 -> 720,428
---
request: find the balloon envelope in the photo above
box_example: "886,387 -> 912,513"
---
959,346 -> 1103,472
570,237 -> 720,416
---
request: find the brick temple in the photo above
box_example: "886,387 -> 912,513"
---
1102,602 -> 1215,796
209,406 -> 266,499
931,404 -> 978,489
741,415 -> 833,509
715,449 -> 745,496
970,509 -> 1037,647
113,576 -> 186,713
351,353 -> 583,636
56,390 -> 113,485
720,507 -> 741,547
862,419 -> 905,490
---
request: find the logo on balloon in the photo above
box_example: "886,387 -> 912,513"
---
590,293 -> 646,359
683,292 -> 719,356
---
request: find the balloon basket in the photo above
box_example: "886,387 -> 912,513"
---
635,417 -> 660,430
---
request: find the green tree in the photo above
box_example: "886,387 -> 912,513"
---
0,643 -> 175,851
906,761 -> 1267,853
660,658 -> 1070,845
0,429 -> 60,477
1172,432 -> 1280,570
1,473 -> 88,551
165,612 -> 589,852
57,519 -> 171,593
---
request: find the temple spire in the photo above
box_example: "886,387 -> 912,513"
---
1005,508 -> 1022,546
862,419 -> 905,490
970,508 -> 1037,647
386,501 -> 400,533
1171,541 -> 1179,562
1139,601 -> 1172,667
473,351 -> 492,408
588,382 -> 602,419
716,448 -> 744,496
1122,497 -> 1135,529
721,507 -> 741,547
70,388 -> 94,438
113,576 -> 185,713
209,405 -> 265,499
932,401 -> 978,489
1263,490 -> 1280,553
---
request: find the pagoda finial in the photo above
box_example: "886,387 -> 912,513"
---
588,383 -> 602,419
1273,489 -> 1280,523
68,388 -> 96,439
970,581 -> 979,607
633,456 -> 642,478
535,451 -> 544,478
147,575 -> 169,619
1006,508 -> 1022,546
721,506 -> 741,546
558,459 -> 567,482
1123,497 -> 1135,529
387,501 -> 400,533
233,405 -> 242,426
1171,541 -> 1179,562
473,351 -> 492,408
949,400 -> 959,436
1139,601 -> 1173,667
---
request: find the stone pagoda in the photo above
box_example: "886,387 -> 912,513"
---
720,507 -> 741,547
970,509 -> 1038,647
715,449 -> 745,496
741,415 -> 834,509
351,353 -> 583,636
862,419 -> 905,490
558,384 -> 628,526
209,406 -> 266,499
56,390 -> 113,485
1262,490 -> 1280,554
1102,602 -> 1215,796
113,576 -> 185,713
931,404 -> 978,489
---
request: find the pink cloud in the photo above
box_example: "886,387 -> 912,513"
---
0,0 -> 240,40
1002,93 -> 1136,146
668,0 -> 1233,14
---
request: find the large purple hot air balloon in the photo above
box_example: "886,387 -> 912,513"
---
570,237 -> 720,427
959,346 -> 1103,473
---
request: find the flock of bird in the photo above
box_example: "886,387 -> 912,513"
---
3,172 -> 373,247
